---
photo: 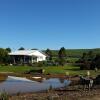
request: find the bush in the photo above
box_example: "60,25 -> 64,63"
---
80,63 -> 91,70
58,58 -> 66,66
32,61 -> 44,67
46,61 -> 58,66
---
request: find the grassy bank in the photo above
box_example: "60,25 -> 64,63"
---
0,65 -> 100,77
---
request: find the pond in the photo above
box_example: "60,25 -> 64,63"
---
0,76 -> 71,95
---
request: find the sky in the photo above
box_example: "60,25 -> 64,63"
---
0,0 -> 100,50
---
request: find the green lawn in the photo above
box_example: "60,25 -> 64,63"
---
0,65 -> 33,73
43,65 -> 100,77
0,65 -> 99,77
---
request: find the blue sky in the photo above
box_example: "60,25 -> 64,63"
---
0,0 -> 100,50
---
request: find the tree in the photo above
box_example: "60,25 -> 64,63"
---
81,52 -> 87,62
58,47 -> 66,66
94,54 -> 100,69
87,51 -> 94,61
80,51 -> 96,70
45,49 -> 52,60
58,47 -> 66,59
6,48 -> 11,53
31,48 -> 38,50
18,47 -> 25,50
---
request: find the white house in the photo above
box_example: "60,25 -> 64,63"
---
9,50 -> 47,64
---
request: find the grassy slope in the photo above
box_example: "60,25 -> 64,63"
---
51,48 -> 100,57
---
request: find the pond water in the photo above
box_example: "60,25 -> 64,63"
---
0,76 -> 71,95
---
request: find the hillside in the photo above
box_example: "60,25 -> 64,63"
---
48,48 -> 100,57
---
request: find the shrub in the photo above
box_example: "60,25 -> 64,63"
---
32,61 -> 44,67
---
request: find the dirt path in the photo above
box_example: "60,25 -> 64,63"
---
9,88 -> 100,100
80,95 -> 100,100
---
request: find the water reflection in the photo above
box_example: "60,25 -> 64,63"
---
0,76 -> 71,95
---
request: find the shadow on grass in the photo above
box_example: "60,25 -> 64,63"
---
24,69 -> 43,74
64,68 -> 80,71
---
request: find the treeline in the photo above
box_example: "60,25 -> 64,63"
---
47,48 -> 100,58
45,48 -> 100,69
78,51 -> 100,70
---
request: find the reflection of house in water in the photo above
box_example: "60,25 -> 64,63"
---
9,50 -> 47,64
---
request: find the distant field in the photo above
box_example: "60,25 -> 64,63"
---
66,57 -> 79,63
0,65 -> 99,77
50,48 -> 100,57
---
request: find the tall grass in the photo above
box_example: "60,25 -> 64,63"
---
0,91 -> 9,100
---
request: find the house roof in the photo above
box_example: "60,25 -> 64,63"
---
9,50 -> 46,57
